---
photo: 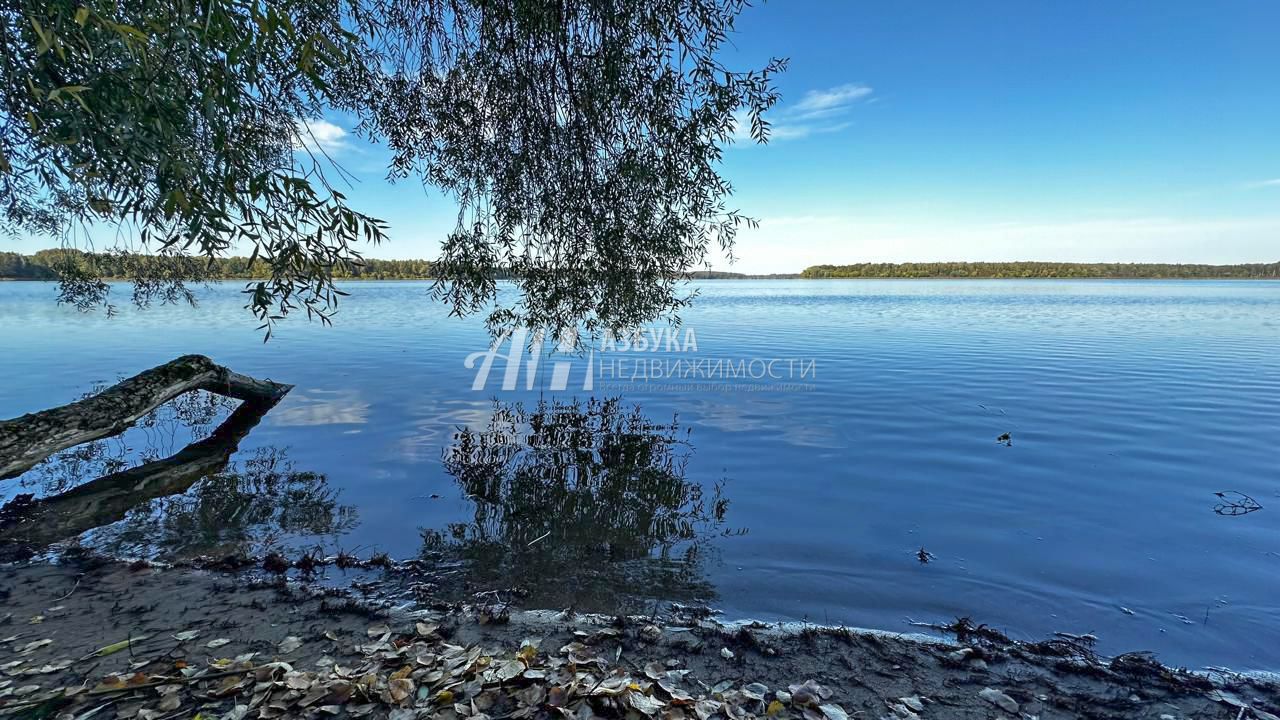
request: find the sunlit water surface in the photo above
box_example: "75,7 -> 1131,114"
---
1,279 -> 1277,669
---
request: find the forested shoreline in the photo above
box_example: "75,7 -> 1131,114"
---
0,249 -> 433,280
801,261 -> 1280,278
3,251 -> 1279,281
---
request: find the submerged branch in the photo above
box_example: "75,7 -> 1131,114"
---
0,396 -> 284,558
0,355 -> 291,480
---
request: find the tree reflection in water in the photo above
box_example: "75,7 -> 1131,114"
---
0,394 -> 355,560
422,397 -> 738,612
88,446 -> 357,559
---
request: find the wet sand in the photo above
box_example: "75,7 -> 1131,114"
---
2,557 -> 1278,719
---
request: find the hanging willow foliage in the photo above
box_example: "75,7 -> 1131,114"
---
0,0 -> 784,336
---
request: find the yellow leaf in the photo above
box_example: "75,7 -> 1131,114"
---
74,7 -> 89,26
767,700 -> 785,716
112,22 -> 147,40
435,690 -> 454,704
93,635 -> 150,657
29,17 -> 51,55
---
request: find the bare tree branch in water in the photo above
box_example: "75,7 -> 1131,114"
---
15,390 -> 237,495
0,395 -> 354,560
1213,491 -> 1262,516
0,354 -> 291,480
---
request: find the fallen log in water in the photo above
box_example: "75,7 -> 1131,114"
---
0,396 -> 282,558
0,355 -> 292,480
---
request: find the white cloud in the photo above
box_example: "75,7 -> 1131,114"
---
1245,178 -> 1280,189
790,83 -> 874,119
293,118 -> 351,154
733,83 -> 873,145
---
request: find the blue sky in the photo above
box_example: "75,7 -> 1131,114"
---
9,1 -> 1279,272
706,0 -> 1280,271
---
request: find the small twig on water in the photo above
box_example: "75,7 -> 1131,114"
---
56,575 -> 83,602
1214,491 -> 1262,516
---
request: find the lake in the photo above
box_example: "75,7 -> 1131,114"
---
1,279 -> 1278,670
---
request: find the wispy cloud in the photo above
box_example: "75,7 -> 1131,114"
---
734,83 -> 873,144
789,83 -> 875,120
293,118 -> 351,154
1245,178 -> 1280,189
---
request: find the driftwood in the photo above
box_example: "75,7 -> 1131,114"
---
0,355 -> 291,481
0,396 -> 282,558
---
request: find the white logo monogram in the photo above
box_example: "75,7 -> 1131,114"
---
465,328 -> 594,391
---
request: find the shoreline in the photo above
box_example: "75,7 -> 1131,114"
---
5,276 -> 1280,283
3,556 -> 1277,719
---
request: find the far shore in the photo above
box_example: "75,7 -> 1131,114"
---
5,251 -> 1278,283
4,275 -> 1280,283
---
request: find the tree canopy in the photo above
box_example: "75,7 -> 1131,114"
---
0,0 -> 784,336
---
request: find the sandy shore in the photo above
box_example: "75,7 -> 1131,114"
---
2,557 -> 1278,719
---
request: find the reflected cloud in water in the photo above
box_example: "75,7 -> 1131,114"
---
419,397 -> 740,612
271,389 -> 370,426
681,396 -> 845,449
395,399 -> 498,463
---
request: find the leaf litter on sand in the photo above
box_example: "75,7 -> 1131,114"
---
0,618 -> 857,720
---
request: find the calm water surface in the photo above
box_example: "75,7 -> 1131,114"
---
1,279 -> 1277,669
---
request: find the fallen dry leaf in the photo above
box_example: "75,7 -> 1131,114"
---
819,703 -> 850,720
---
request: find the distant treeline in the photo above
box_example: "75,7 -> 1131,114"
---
0,249 -> 433,280
5,251 -> 1277,282
689,270 -> 802,279
0,251 -> 794,281
801,262 -> 1280,279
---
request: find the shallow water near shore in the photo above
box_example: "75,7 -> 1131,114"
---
1,278 -> 1278,670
